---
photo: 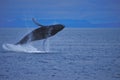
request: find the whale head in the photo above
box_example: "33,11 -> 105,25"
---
49,24 -> 65,35
50,24 -> 65,35
51,24 -> 64,31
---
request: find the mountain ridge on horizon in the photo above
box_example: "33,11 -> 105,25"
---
0,19 -> 120,28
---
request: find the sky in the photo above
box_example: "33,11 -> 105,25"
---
0,0 -> 120,27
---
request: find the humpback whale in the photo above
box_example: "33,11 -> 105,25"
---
15,18 -> 65,45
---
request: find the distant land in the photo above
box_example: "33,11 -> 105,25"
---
0,19 -> 120,28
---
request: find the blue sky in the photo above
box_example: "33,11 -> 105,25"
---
0,0 -> 120,27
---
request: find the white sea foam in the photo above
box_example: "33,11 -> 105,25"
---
2,43 -> 46,53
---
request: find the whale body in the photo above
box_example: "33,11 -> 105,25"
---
15,18 -> 65,45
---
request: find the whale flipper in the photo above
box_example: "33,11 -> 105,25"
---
32,18 -> 44,26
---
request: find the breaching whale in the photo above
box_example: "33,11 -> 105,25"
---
15,18 -> 65,45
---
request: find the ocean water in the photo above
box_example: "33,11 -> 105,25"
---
0,28 -> 120,80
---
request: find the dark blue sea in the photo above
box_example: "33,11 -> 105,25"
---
0,28 -> 120,80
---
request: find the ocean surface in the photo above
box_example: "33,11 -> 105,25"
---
0,28 -> 120,80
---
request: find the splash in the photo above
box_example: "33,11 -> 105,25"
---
2,43 -> 46,53
43,39 -> 50,52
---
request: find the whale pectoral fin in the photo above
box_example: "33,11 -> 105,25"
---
32,18 -> 44,27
